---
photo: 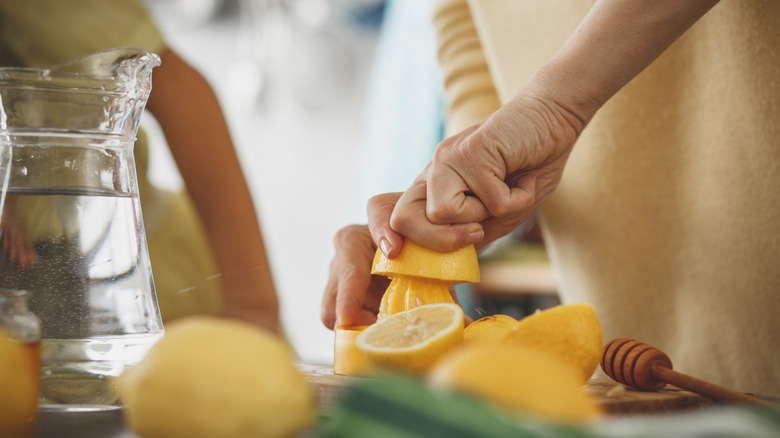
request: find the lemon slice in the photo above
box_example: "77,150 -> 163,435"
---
355,303 -> 465,375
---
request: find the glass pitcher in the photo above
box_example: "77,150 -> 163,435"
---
0,48 -> 163,409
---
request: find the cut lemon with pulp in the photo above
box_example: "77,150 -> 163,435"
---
371,240 -> 479,319
502,303 -> 603,383
355,303 -> 464,375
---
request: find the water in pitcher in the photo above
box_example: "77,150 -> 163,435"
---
0,185 -> 161,407
0,47 -> 164,409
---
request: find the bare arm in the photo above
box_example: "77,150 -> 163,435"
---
146,49 -> 280,334
387,0 -> 720,252
530,0 -> 721,126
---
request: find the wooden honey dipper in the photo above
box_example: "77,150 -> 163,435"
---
601,338 -> 778,407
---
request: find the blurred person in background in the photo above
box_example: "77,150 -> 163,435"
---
323,0 -> 780,397
0,0 -> 281,335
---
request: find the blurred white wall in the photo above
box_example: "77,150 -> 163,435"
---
144,0 -> 383,363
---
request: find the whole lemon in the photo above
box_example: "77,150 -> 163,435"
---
503,303 -> 603,383
463,314 -> 516,345
428,343 -> 601,423
116,317 -> 314,438
0,327 -> 38,438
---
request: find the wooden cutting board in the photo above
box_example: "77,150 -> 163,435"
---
299,364 -> 712,416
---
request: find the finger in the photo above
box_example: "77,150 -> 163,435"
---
321,259 -> 341,330
362,275 -> 388,312
425,162 -> 491,225
332,225 -> 377,328
367,192 -> 404,259
500,173 -> 537,217
465,170 -> 537,219
390,182 -> 485,252
334,261 -> 371,328
321,225 -> 375,329
352,309 -> 379,327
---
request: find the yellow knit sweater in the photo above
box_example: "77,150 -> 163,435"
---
434,0 -> 780,396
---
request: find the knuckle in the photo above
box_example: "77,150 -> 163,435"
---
338,263 -> 360,282
427,202 -> 457,224
438,237 -> 463,253
367,192 -> 398,209
333,225 -> 353,247
388,217 -> 418,242
366,194 -> 382,209
338,263 -> 371,292
489,201 -> 511,217
388,210 -> 408,233
333,224 -> 364,248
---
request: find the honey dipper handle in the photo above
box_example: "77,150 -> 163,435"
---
652,365 -> 778,407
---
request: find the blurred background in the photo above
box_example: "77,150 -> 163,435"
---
142,0 -> 387,364
141,0 -> 557,364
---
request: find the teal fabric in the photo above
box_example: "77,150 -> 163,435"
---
349,0 -> 445,223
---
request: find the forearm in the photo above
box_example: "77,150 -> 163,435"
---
523,0 -> 719,130
147,49 -> 280,333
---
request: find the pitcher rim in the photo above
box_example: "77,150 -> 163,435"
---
0,47 -> 161,81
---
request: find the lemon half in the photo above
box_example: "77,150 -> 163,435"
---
371,240 -> 479,319
355,303 -> 465,375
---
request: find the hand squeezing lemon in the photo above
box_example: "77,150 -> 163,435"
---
333,240 -> 478,376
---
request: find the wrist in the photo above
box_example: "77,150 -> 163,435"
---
521,59 -> 600,137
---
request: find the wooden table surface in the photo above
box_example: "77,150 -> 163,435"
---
299,364 -> 712,416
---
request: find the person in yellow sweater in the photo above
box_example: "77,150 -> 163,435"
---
323,0 -> 780,397
0,0 -> 281,334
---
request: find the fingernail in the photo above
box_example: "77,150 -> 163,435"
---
466,230 -> 484,245
379,238 -> 392,257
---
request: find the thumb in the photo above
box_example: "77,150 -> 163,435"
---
505,174 -> 536,216
367,192 -> 405,259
